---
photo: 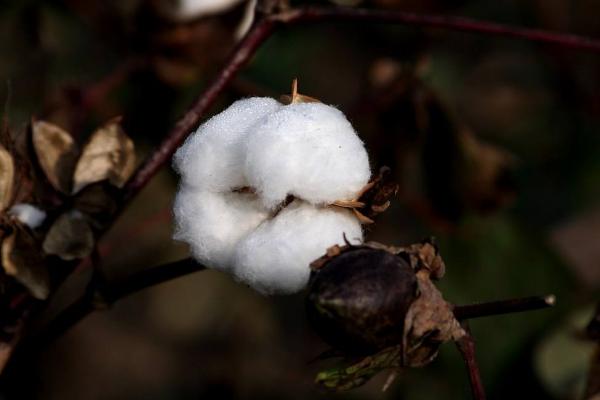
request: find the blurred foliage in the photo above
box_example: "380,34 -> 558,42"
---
1,0 -> 600,399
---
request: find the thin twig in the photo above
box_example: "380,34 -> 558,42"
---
453,295 -> 556,320
456,323 -> 486,400
275,6 -> 600,52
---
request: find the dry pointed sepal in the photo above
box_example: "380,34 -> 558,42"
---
280,79 -> 321,105
72,119 -> 135,194
329,167 -> 398,225
31,120 -> 78,193
42,212 -> 94,260
0,145 -> 14,211
1,224 -> 50,300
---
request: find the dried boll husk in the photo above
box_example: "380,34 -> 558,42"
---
306,240 -> 465,390
307,245 -> 418,354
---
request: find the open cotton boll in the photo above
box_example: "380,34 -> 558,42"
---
244,102 -> 371,209
173,97 -> 281,192
232,201 -> 363,294
9,203 -> 46,229
173,187 -> 270,269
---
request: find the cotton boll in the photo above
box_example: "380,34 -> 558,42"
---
173,187 -> 270,269
244,102 -> 371,209
233,201 -> 363,294
173,97 -> 281,191
9,203 -> 46,229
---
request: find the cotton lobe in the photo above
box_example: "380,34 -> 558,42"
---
173,97 -> 371,294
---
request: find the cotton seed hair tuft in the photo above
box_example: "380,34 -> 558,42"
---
173,96 -> 371,294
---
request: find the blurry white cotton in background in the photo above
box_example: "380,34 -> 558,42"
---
9,203 -> 47,229
159,0 -> 246,22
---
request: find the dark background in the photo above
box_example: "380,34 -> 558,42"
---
1,0 -> 599,399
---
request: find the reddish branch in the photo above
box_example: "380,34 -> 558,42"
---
456,324 -> 486,400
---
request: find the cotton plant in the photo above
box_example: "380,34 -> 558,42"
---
173,81 -> 372,294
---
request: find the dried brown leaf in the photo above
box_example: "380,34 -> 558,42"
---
31,120 -> 78,193
1,224 -> 50,300
402,269 -> 465,367
0,145 -> 14,211
399,239 -> 446,279
72,120 -> 135,194
460,129 -> 516,212
42,212 -> 94,260
356,167 -> 399,222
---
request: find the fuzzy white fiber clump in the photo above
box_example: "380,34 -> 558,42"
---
9,203 -> 46,229
173,97 -> 371,294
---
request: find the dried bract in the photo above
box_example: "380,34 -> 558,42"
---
0,145 -> 14,211
31,120 -> 78,193
1,224 -> 50,300
42,212 -> 94,260
72,120 -> 135,194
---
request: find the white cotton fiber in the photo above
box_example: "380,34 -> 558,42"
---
161,0 -> 245,21
9,203 -> 46,229
173,188 -> 269,269
173,97 -> 281,192
172,96 -> 371,295
244,103 -> 371,209
233,201 -> 363,294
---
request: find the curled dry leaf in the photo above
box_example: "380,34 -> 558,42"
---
42,212 -> 94,261
31,120 -> 78,193
402,269 -> 465,367
0,145 -> 14,211
72,120 -> 135,194
397,239 -> 445,279
1,224 -> 50,300
330,167 -> 399,225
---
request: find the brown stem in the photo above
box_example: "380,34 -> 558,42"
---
456,323 -> 486,400
453,295 -> 556,320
